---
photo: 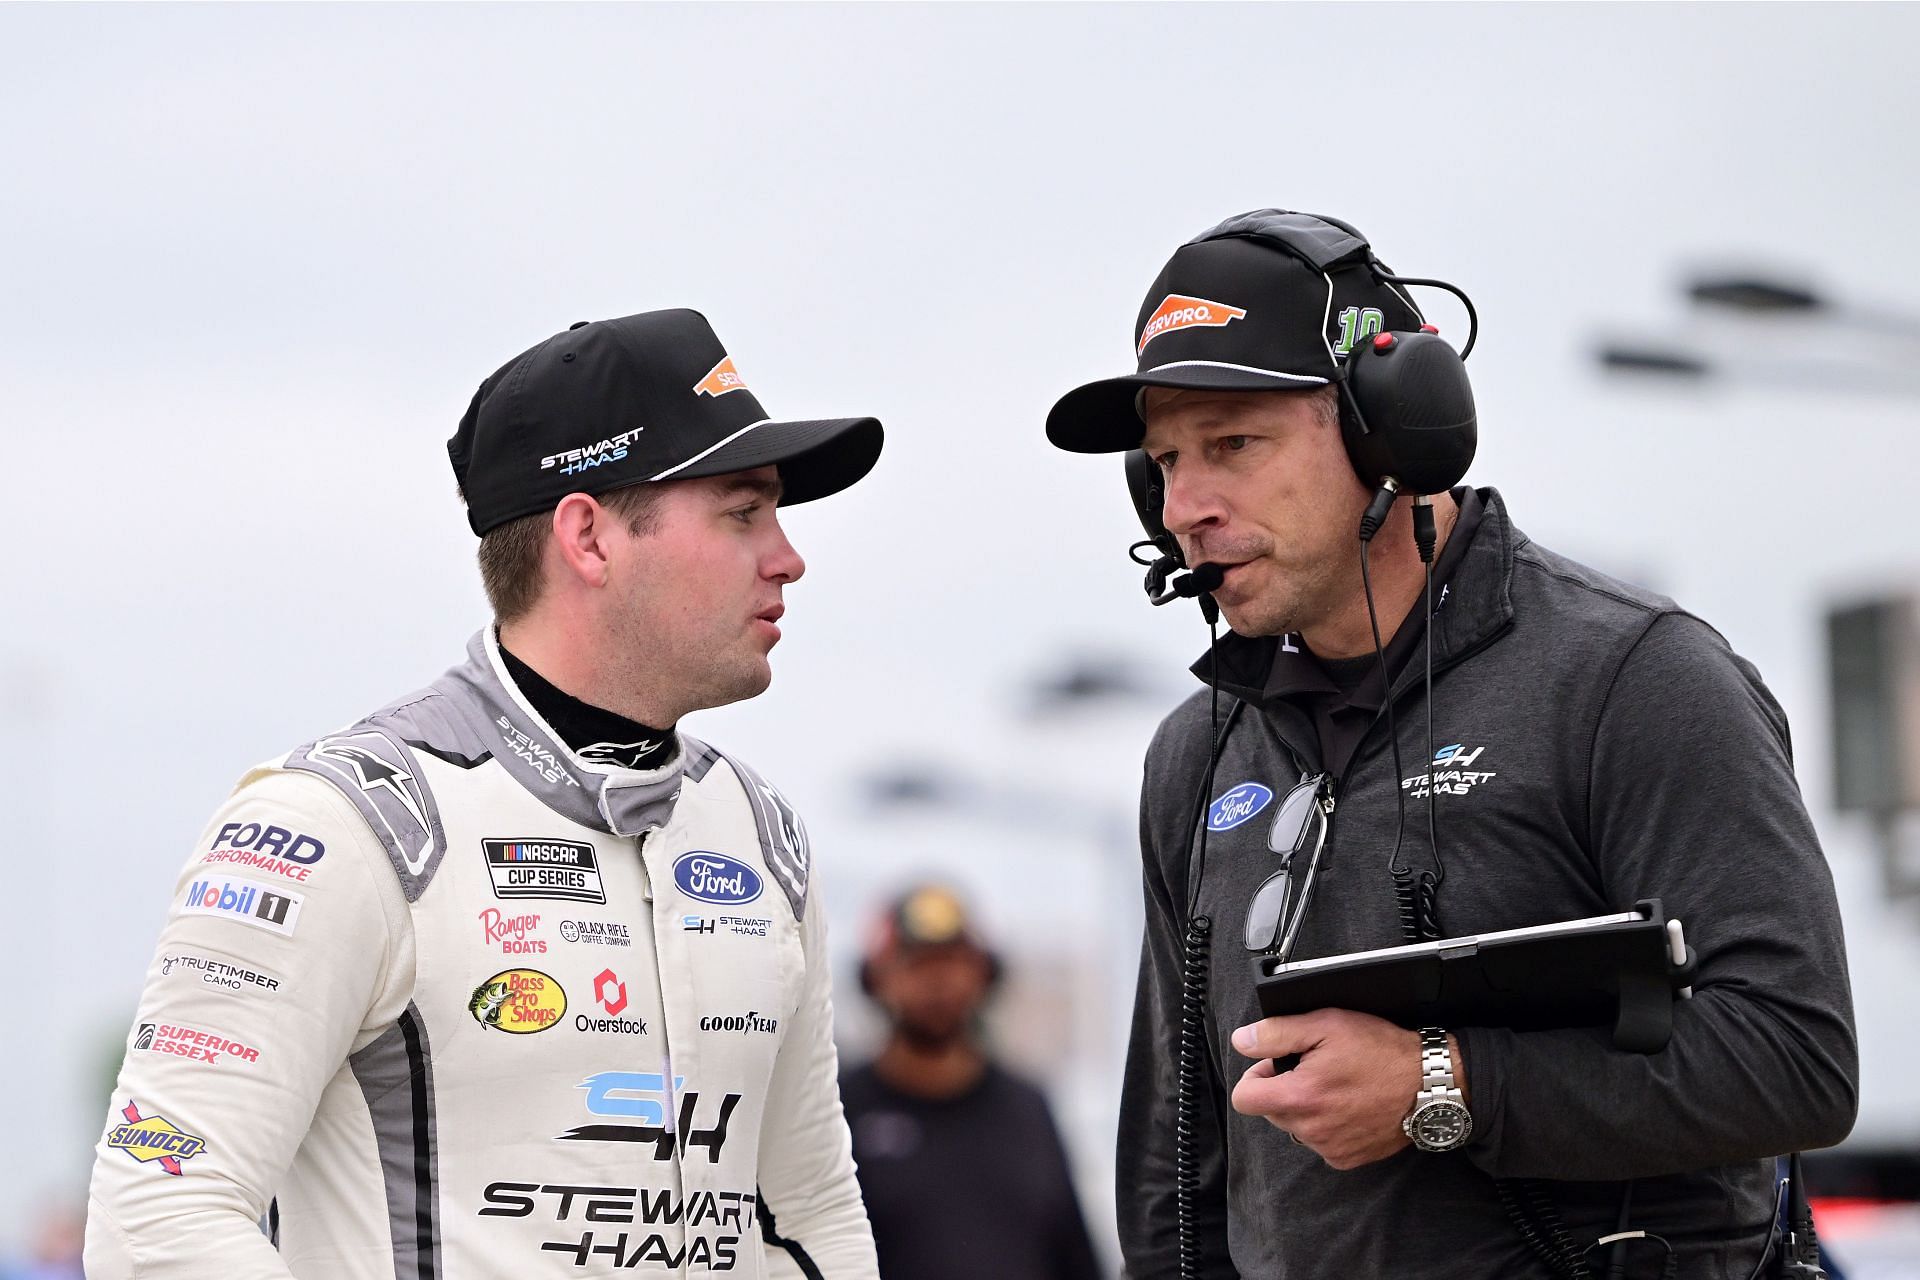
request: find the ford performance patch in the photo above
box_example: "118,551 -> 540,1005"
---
1207,782 -> 1274,832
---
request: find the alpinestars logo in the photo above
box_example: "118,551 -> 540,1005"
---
1402,744 -> 1497,798
313,741 -> 427,827
1138,294 -> 1248,356
308,734 -> 436,874
579,739 -> 668,770
756,781 -> 808,876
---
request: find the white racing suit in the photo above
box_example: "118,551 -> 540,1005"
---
86,629 -> 877,1279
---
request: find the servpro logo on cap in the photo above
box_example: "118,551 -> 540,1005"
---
1138,294 -> 1249,356
694,356 -> 750,398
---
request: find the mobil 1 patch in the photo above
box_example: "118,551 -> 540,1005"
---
482,839 -> 606,904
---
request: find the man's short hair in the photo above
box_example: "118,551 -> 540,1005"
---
1307,384 -> 1341,433
475,483 -> 664,623
1139,383 -> 1340,439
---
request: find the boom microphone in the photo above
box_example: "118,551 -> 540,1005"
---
1154,562 -> 1225,605
1183,562 -> 1226,595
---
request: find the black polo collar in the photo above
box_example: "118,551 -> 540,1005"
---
1190,486 -> 1512,707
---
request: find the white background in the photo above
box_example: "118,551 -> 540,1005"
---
4,4 -> 1918,1269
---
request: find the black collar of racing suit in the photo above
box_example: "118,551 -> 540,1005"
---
1189,486 -> 1514,714
497,642 -> 678,772
443,629 -> 693,839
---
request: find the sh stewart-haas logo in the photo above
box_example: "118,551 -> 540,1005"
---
1138,294 -> 1248,356
558,1071 -> 741,1162
1402,744 -> 1497,798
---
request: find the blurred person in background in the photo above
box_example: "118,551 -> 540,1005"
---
841,884 -> 1105,1280
85,310 -> 885,1278
1044,210 -> 1857,1278
0,1203 -> 83,1280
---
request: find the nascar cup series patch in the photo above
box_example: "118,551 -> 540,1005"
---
483,839 -> 606,904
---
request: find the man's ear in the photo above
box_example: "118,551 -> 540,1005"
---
549,493 -> 614,590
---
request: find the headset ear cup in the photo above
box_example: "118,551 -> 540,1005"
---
1124,449 -> 1185,566
1125,448 -> 1186,569
1341,332 -> 1477,495
1336,381 -> 1383,487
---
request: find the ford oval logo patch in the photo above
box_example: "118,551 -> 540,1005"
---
1207,782 -> 1274,831
673,852 -> 764,905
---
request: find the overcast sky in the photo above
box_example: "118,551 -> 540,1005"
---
4,1 -> 1918,1257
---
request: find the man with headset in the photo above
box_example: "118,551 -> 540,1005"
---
86,310 -> 885,1278
1044,211 -> 1857,1277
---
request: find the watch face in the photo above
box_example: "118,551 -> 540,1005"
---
1406,1099 -> 1473,1151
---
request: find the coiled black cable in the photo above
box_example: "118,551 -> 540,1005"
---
1174,612 -> 1231,1280
1495,1178 -> 1593,1279
1390,865 -> 1444,944
1175,914 -> 1213,1279
1416,868 -> 1441,940
1391,865 -> 1424,942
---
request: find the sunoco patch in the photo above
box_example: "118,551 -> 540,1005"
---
107,1101 -> 206,1175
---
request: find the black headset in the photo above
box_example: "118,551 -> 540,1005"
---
1126,210 -> 1479,566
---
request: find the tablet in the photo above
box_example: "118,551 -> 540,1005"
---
1251,899 -> 1693,1053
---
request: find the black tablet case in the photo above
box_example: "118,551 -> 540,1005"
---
1252,899 -> 1693,1053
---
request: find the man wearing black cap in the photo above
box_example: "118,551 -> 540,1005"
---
87,310 -> 886,1279
839,885 -> 1104,1280
1046,213 -> 1856,1277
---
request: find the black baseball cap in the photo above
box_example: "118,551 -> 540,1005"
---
450,309 -> 884,535
1045,209 -> 1425,453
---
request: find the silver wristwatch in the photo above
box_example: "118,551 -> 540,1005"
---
1402,1026 -> 1473,1152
